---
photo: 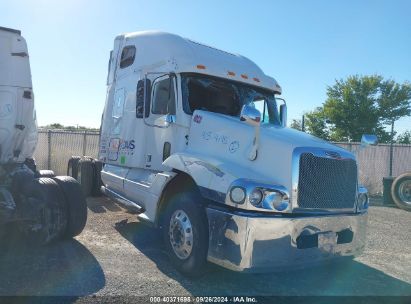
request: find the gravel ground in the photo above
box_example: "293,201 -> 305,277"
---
0,197 -> 410,298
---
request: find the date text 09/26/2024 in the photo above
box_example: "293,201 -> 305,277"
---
149,296 -> 257,303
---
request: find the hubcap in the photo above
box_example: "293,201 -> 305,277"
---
398,180 -> 411,205
169,210 -> 193,260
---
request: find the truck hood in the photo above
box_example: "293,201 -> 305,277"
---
185,110 -> 353,195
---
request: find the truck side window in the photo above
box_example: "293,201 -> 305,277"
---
113,89 -> 125,118
119,46 -> 136,68
253,99 -> 268,123
112,88 -> 125,134
106,50 -> 113,85
151,78 -> 176,115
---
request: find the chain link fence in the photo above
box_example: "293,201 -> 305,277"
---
335,142 -> 411,195
34,130 -> 100,176
33,130 -> 411,195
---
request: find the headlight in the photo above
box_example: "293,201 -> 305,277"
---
249,188 -> 263,206
357,192 -> 368,210
230,186 -> 246,204
262,191 -> 289,211
227,179 -> 291,213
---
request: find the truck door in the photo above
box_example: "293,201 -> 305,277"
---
106,44 -> 137,164
144,75 -> 178,171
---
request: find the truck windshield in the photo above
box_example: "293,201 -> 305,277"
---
181,74 -> 280,125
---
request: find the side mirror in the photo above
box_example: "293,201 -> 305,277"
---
279,104 -> 287,127
136,101 -> 144,118
361,134 -> 378,146
240,104 -> 261,127
136,78 -> 151,118
165,114 -> 175,124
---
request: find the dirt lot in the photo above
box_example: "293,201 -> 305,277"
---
0,197 -> 410,299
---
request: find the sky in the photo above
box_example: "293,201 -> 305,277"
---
1,0 -> 410,133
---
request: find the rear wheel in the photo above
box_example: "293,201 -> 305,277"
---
391,172 -> 411,211
22,177 -> 68,244
91,160 -> 103,197
162,191 -> 208,277
53,176 -> 88,238
67,156 -> 81,179
77,158 -> 94,197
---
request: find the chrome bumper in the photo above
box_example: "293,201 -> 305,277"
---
206,207 -> 368,272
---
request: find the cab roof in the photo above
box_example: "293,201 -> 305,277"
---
0,26 -> 21,36
118,31 -> 281,93
0,26 -> 31,88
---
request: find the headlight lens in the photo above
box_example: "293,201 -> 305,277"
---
230,187 -> 246,204
358,192 -> 368,210
249,188 -> 263,206
263,191 -> 289,211
227,179 -> 290,213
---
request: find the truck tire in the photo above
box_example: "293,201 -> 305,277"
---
91,160 -> 103,197
77,158 -> 94,197
391,172 -> 411,211
22,177 -> 68,244
67,156 -> 81,179
35,169 -> 55,178
162,191 -> 208,277
52,176 -> 88,238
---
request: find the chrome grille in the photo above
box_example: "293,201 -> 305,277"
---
298,153 -> 357,209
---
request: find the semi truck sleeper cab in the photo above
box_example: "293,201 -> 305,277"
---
98,31 -> 371,275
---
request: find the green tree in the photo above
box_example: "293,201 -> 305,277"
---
396,130 -> 411,144
41,123 -> 99,132
318,75 -> 410,143
323,75 -> 382,141
379,80 -> 411,125
378,79 -> 411,143
47,123 -> 64,129
290,119 -> 302,131
305,108 -> 331,140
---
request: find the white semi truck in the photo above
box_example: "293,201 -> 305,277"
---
0,27 -> 87,244
97,31 -> 374,275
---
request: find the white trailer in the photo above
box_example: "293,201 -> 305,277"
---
98,31 -> 373,275
0,27 -> 87,244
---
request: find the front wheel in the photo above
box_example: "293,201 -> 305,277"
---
162,193 -> 208,277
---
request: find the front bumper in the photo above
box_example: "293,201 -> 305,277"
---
206,207 -> 368,272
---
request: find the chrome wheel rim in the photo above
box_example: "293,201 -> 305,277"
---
398,180 -> 411,205
169,210 -> 193,260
